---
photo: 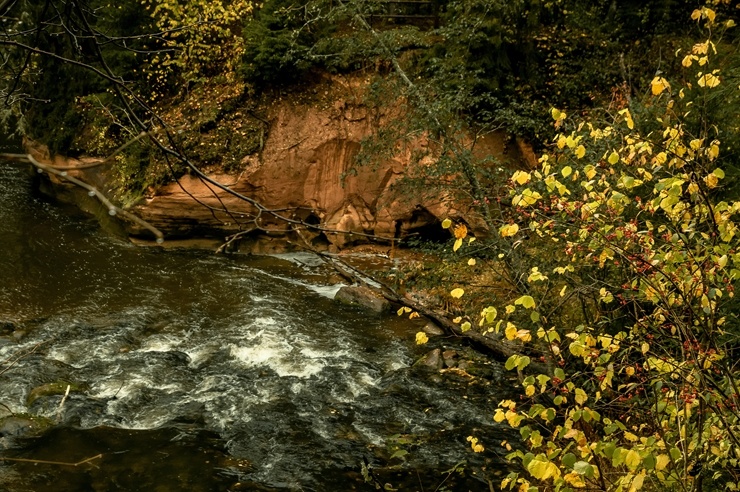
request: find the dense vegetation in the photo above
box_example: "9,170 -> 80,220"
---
2,0 -> 740,490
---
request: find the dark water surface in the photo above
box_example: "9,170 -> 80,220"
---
0,163 -> 510,491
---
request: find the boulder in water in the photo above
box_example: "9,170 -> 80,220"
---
334,285 -> 390,313
0,320 -> 16,336
422,322 -> 445,337
0,415 -> 52,438
413,348 -> 443,370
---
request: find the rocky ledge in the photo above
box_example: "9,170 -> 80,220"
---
27,79 -> 534,253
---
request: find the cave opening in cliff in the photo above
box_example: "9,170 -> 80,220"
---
394,206 -> 452,246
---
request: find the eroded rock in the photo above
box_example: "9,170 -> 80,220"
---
27,78 -> 530,250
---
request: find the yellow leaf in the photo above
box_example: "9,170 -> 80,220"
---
698,72 -> 721,88
468,258 -> 476,266
450,288 -> 465,299
461,321 -> 471,332
517,330 -> 532,342
682,54 -> 695,67
655,454 -> 670,471
551,108 -> 562,120
453,238 -> 463,252
493,409 -> 506,422
441,218 -> 452,229
505,322 -> 517,340
415,332 -> 429,345
625,449 -> 641,470
561,166 -> 573,178
560,285 -> 568,297
608,151 -> 620,165
466,436 -> 485,453
625,366 -> 635,376
651,76 -> 671,95
718,255 -> 728,268
526,385 -> 536,397
691,9 -> 701,20
575,145 -> 586,159
500,223 -> 519,238
513,170 -> 531,185
585,165 -> 597,180
641,342 -> 650,354
574,388 -> 587,405
631,472 -> 646,491
564,471 -> 586,488
624,432 -> 639,442
619,109 -> 635,130
708,142 -> 720,160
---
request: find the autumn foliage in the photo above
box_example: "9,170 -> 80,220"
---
438,8 -> 740,491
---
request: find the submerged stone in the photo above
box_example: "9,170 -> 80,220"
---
0,415 -> 53,438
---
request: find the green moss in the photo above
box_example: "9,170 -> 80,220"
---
26,381 -> 88,407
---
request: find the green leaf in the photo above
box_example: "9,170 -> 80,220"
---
643,454 -> 656,470
573,461 -> 594,478
670,447 -> 682,462
562,453 -> 577,469
515,295 -> 536,309
390,449 -> 408,459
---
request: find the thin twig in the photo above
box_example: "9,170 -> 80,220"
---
0,453 -> 102,467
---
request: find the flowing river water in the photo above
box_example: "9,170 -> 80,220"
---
0,161 -> 514,491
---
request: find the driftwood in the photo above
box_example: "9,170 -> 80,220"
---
334,257 -> 549,374
288,230 -> 549,374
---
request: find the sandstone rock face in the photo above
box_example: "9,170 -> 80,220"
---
28,81 -> 529,251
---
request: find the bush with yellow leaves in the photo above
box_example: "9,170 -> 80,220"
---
442,8 -> 740,491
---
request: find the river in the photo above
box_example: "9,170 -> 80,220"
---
0,162 -> 513,491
